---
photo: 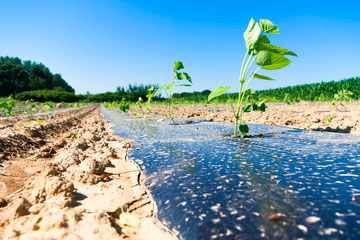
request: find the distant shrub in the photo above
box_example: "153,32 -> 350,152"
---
15,90 -> 78,102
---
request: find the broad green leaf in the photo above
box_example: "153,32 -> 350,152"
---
153,85 -> 167,97
239,124 -> 249,136
176,71 -> 183,79
181,72 -> 192,83
252,73 -> 274,80
252,103 -> 258,111
254,35 -> 271,54
243,105 -> 252,112
208,86 -> 231,101
260,19 -> 279,34
174,61 -> 184,70
256,43 -> 297,56
257,35 -> 270,44
258,102 -> 267,111
256,50 -> 291,70
243,18 -> 261,51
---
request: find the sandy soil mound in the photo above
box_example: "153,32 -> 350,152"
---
0,105 -> 177,240
132,102 -> 360,134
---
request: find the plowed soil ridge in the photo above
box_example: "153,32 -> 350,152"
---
0,105 -> 177,240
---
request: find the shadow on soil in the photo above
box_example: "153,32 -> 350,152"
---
312,126 -> 353,133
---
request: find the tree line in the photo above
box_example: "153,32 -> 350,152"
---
14,84 -> 161,102
0,56 -> 74,96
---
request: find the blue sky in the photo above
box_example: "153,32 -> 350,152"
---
0,0 -> 359,94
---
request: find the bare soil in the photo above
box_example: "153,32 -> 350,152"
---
0,105 -> 177,240
132,102 -> 360,134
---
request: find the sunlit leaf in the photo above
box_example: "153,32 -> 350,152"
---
256,50 -> 291,70
252,73 -> 274,80
153,85 -> 167,97
176,71 -> 183,79
260,19 -> 279,34
243,18 -> 261,51
243,105 -> 252,112
208,86 -> 231,101
256,43 -> 297,56
181,72 -> 192,83
174,61 -> 184,70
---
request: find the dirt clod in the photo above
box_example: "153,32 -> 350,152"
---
87,159 -> 106,175
270,213 -> 282,221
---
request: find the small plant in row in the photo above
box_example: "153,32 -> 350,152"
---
208,18 -> 297,137
103,99 -> 131,112
153,61 -> 192,124
0,97 -> 16,116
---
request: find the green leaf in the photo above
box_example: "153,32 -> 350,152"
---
256,50 -> 291,70
239,124 -> 249,136
257,35 -> 270,44
258,102 -> 267,111
175,84 -> 192,87
254,35 -> 270,50
208,86 -> 231,101
174,61 -> 184,70
176,71 -> 183,79
244,89 -> 256,97
252,73 -> 274,80
243,18 -> 261,51
256,43 -> 297,56
251,103 -> 258,111
153,85 -> 167,97
181,72 -> 192,83
260,19 -> 279,34
243,105 -> 252,112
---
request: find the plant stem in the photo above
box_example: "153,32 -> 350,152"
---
168,78 -> 176,125
234,81 -> 243,136
234,51 -> 254,136
233,51 -> 250,136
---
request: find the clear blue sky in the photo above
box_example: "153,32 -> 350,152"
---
0,0 -> 359,94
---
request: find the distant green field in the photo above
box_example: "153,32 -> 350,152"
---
172,77 -> 360,103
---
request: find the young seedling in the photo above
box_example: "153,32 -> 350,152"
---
325,115 -> 334,124
208,18 -> 296,137
331,89 -> 353,109
145,87 -> 155,114
0,97 -> 16,116
154,61 -> 192,124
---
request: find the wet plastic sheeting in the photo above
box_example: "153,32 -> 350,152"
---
102,108 -> 360,240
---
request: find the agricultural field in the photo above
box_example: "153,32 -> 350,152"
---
129,101 -> 360,134
1,5 -> 360,240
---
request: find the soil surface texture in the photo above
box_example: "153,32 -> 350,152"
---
0,105 -> 177,240
132,102 -> 360,134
